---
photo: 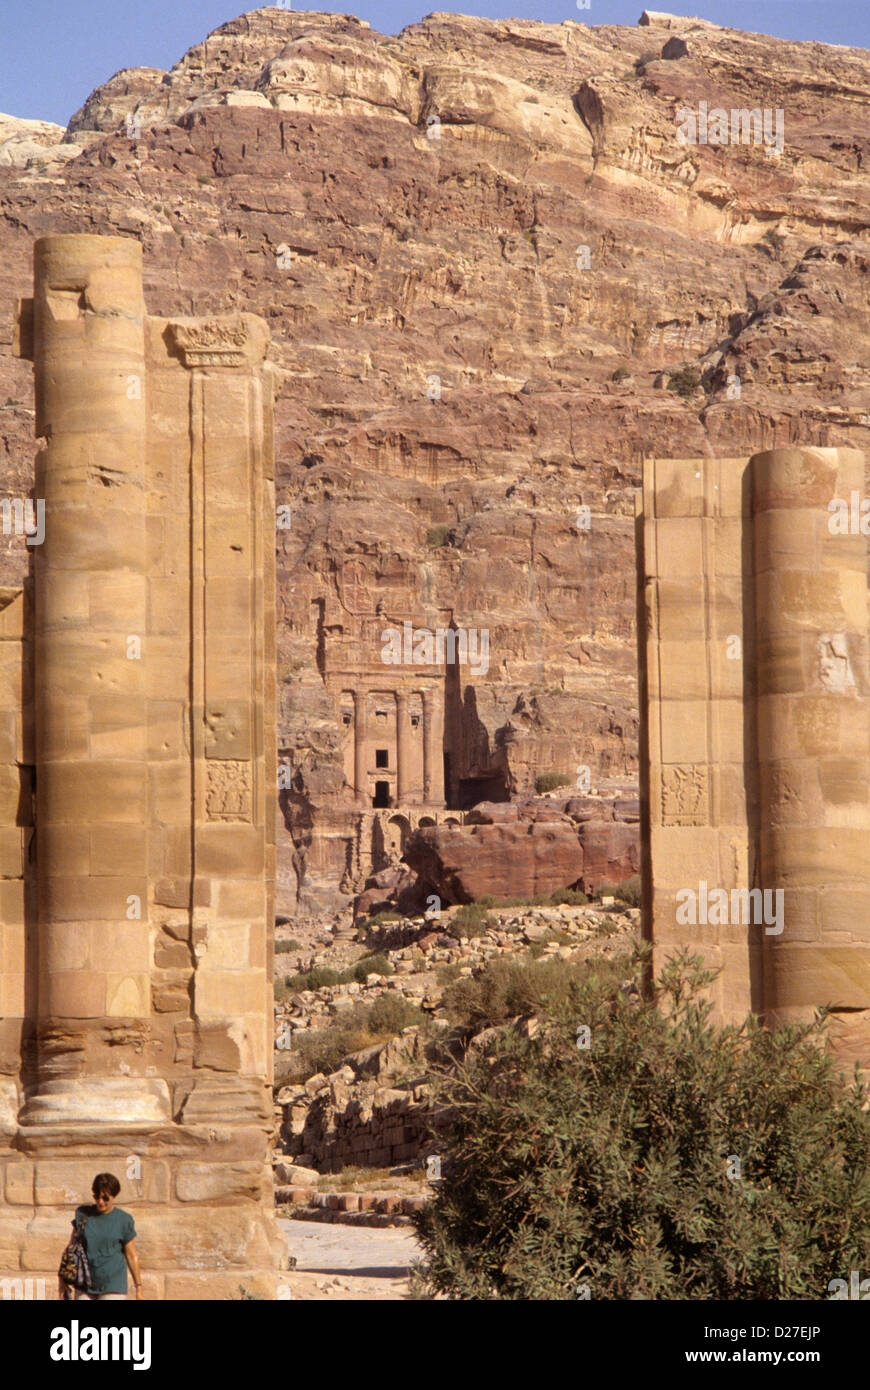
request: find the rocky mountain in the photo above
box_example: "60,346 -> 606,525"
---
1,7 -> 868,904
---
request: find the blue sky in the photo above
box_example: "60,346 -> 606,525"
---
1,1 -> 867,126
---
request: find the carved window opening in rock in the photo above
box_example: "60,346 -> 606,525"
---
342,712 -> 352,726
410,715 -> 420,729
375,748 -> 389,768
373,781 -> 391,808
376,710 -> 388,725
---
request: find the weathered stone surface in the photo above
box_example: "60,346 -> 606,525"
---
403,813 -> 585,902
400,796 -> 639,900
175,1162 -> 264,1203
12,9 -> 869,911
0,232 -> 283,1293
639,447 -> 870,1067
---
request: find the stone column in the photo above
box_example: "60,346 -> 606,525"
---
25,235 -> 167,1123
753,447 -> 870,1034
395,691 -> 411,803
421,687 -> 444,805
353,688 -> 368,806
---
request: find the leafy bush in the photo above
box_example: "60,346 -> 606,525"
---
549,887 -> 589,906
413,952 -> 870,1299
667,365 -> 702,398
615,874 -> 642,908
442,953 -> 623,1031
476,894 -> 548,909
535,773 -> 572,793
436,962 -> 464,987
352,952 -> 394,982
447,904 -> 493,940
611,366 -> 630,382
593,877 -> 640,908
367,992 -> 426,1035
283,953 -> 394,996
275,937 -> 303,953
363,911 -> 402,930
284,966 -> 341,993
476,890 -> 587,910
291,1004 -> 374,1078
426,524 -> 451,548
281,993 -> 426,1081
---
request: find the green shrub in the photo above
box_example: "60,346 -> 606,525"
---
611,366 -> 629,382
364,911 -> 402,930
667,365 -> 702,399
442,953 -> 622,1031
292,1005 -> 373,1078
477,892 -> 581,910
283,953 -> 394,995
284,966 -> 341,993
367,992 -> 426,1035
447,904 -> 493,940
535,773 -> 572,793
615,874 -> 642,908
549,887 -> 588,906
275,937 -> 303,953
542,927 -> 573,947
413,952 -> 870,1299
352,952 -> 394,982
426,524 -> 451,548
436,962 -> 464,987
282,992 -> 426,1081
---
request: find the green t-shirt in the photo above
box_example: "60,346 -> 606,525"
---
74,1205 -> 136,1294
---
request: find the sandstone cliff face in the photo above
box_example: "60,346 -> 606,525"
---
1,8 -> 868,903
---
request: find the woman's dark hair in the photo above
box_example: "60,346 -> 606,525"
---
92,1172 -> 121,1198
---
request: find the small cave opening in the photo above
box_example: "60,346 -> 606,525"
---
456,774 -> 510,810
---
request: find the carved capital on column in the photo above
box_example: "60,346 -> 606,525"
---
167,314 -> 270,369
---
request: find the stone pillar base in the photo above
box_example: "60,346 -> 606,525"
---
0,1123 -> 287,1300
20,1079 -> 172,1127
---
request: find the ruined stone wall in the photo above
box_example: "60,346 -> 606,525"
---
282,1082 -> 433,1175
638,448 -> 870,1069
0,235 -> 285,1298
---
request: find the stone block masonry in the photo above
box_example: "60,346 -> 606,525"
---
0,235 -> 285,1297
638,448 -> 870,1072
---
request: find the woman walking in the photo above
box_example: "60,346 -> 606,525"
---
58,1172 -> 143,1301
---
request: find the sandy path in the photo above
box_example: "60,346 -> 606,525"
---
277,1218 -> 422,1301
